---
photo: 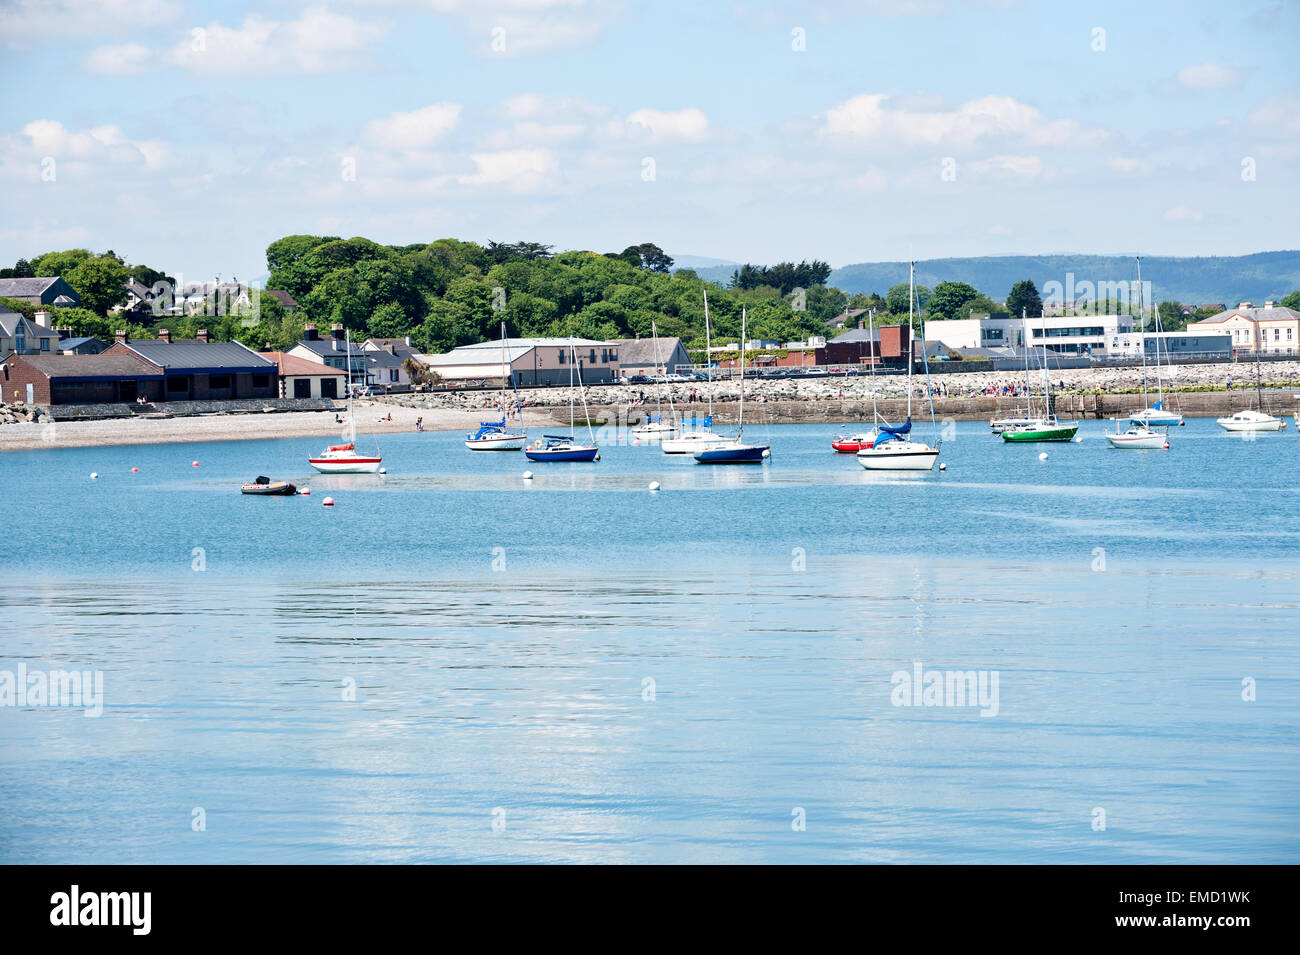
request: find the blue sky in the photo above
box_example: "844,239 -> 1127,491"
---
1,0 -> 1296,282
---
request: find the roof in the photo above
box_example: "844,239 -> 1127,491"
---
1192,305 -> 1300,325
262,351 -> 347,378
265,290 -> 298,309
0,277 -> 61,297
5,353 -> 161,378
57,336 -> 104,351
362,350 -> 405,369
0,312 -> 61,339
122,339 -> 275,370
421,343 -> 534,367
295,338 -> 366,358
829,327 -> 882,344
613,337 -> 684,365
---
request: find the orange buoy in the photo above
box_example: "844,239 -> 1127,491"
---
131,467 -> 138,472
192,460 -> 199,467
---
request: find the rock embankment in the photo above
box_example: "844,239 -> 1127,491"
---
0,402 -> 52,426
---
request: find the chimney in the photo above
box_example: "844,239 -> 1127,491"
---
34,309 -> 50,328
55,326 -> 71,341
304,323 -> 319,341
1239,302 -> 1253,309
115,329 -> 129,344
196,329 -> 211,343
158,328 -> 171,343
330,323 -> 345,341
1264,301 -> 1274,309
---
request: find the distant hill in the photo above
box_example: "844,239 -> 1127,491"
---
829,252 -> 1300,306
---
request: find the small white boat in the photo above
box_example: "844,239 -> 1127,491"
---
1107,424 -> 1169,450
632,418 -> 679,441
1217,409 -> 1283,432
465,421 -> 527,450
662,427 -> 718,454
309,442 -> 382,473
990,415 -> 1037,434
1129,404 -> 1183,427
857,436 -> 940,470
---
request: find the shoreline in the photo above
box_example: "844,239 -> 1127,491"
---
2,388 -> 1296,451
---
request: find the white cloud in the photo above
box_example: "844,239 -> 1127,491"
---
166,10 -> 386,75
0,0 -> 179,48
83,43 -> 152,76
1164,205 -> 1203,222
1176,62 -> 1239,90
0,120 -> 171,181
457,148 -> 559,192
362,103 -> 463,150
820,94 -> 1104,148
969,154 -> 1043,179
625,108 -> 710,143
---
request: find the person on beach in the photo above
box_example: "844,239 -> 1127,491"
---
1226,375 -> 1233,391
416,417 -> 424,432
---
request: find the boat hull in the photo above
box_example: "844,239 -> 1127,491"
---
465,434 -> 526,450
1002,425 -> 1078,443
308,457 -> 382,473
241,481 -> 297,495
524,446 -> 599,462
989,417 -> 1037,434
857,442 -> 939,471
831,433 -> 877,453
694,444 -> 769,464
632,425 -> 679,441
1129,410 -> 1183,426
1107,432 -> 1169,449
1217,416 -> 1282,432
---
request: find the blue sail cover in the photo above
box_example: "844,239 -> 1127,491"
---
876,416 -> 913,444
1152,401 -> 1163,410
468,418 -> 507,440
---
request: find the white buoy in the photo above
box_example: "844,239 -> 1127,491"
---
378,467 -> 387,474
938,463 -> 946,471
90,472 -> 98,479
522,471 -> 533,480
649,481 -> 661,491
1038,452 -> 1048,461
1073,436 -> 1082,443
300,488 -> 311,495
322,497 -> 335,507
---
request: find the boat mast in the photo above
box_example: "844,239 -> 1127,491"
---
651,318 -> 665,423
703,290 -> 714,420
1040,311 -> 1051,420
907,259 -> 914,420
568,337 -> 576,438
738,306 -> 746,440
1137,257 -> 1150,410
502,321 -> 524,434
868,307 -> 878,424
1021,308 -> 1031,418
575,340 -> 596,444
346,329 -> 356,446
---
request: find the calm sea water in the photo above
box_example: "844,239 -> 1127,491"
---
2,416 -> 1298,863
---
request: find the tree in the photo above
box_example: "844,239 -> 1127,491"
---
0,258 -> 35,278
927,281 -> 981,320
66,254 -> 130,315
367,302 -> 409,339
1279,291 -> 1300,311
1006,279 -> 1043,319
621,242 -> 673,273
886,282 -> 931,315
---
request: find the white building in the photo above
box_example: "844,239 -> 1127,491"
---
925,314 -> 1137,355
418,337 -> 620,387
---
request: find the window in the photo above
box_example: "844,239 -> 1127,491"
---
1275,328 -> 1281,341
558,350 -> 565,364
167,376 -> 188,393
253,374 -> 269,388
209,374 -> 231,390
40,338 -> 49,351
389,369 -> 399,382
1289,328 -> 1294,340
608,349 -> 617,362
601,349 -> 608,363
589,349 -> 597,364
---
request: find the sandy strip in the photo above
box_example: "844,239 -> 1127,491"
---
0,401 -> 567,452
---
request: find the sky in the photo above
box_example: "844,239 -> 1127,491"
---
0,0 -> 1297,283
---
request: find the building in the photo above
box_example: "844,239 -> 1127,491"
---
262,351 -> 348,399
1107,331 -> 1234,360
826,308 -> 870,331
1187,302 -> 1300,356
289,324 -> 372,378
1,352 -> 163,405
57,336 -> 109,355
613,336 -> 690,375
926,314 -> 1136,355
0,307 -> 62,356
419,337 -> 621,386
822,325 -> 912,366
103,329 -> 277,401
0,276 -> 80,308
265,290 -> 299,312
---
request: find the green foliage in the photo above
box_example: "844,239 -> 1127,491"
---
1279,291 -> 1300,311
65,255 -> 130,314
730,260 -> 831,295
886,282 -> 931,315
927,281 -> 981,320
1006,279 -> 1043,319
0,296 -> 36,318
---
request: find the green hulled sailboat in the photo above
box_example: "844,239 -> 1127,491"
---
1001,312 -> 1078,443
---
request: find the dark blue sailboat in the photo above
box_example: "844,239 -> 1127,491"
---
694,305 -> 770,464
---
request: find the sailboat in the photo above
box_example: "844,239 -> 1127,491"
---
1001,313 -> 1079,443
466,322 -> 528,450
524,338 -> 600,461
694,306 -> 770,463
1130,262 -> 1184,427
1109,259 -> 1170,449
990,312 -> 1040,434
857,260 -> 940,470
309,330 -> 383,473
831,309 -> 880,452
662,289 -> 720,454
631,319 -> 680,442
1217,342 -> 1284,432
